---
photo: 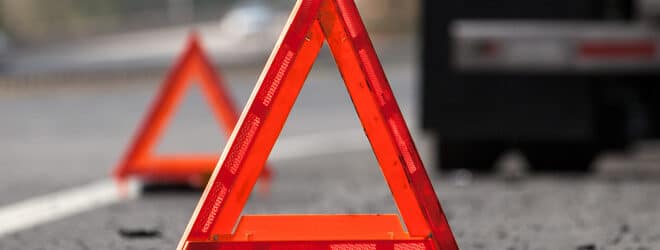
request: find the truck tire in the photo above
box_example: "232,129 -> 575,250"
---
522,143 -> 598,173
438,141 -> 505,173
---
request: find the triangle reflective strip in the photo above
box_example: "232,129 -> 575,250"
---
178,1 -> 457,249
113,33 -> 272,184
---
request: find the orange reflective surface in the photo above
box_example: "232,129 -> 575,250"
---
177,1 -> 458,249
113,33 -> 273,185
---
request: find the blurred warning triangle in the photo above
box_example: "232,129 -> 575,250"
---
113,33 -> 272,188
177,1 -> 457,250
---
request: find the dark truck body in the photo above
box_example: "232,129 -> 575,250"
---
421,0 -> 660,172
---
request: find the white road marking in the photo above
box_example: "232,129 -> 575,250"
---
271,129 -> 370,161
0,179 -> 140,237
0,129 -> 373,237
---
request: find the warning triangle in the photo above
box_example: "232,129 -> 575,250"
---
177,1 -> 458,249
113,33 -> 272,187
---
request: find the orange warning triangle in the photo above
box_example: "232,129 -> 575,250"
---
178,1 -> 457,250
113,33 -> 272,187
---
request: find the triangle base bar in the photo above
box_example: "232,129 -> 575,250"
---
182,215 -> 434,250
215,215 -> 415,241
185,240 -> 433,250
127,155 -> 217,184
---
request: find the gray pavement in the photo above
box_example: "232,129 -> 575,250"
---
0,45 -> 418,206
2,150 -> 660,250
2,34 -> 660,250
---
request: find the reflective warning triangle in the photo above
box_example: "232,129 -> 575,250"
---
113,33 -> 272,187
178,1 -> 457,249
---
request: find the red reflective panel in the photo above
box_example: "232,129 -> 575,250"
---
176,0 -> 458,249
113,33 -> 273,186
186,1 -> 325,240
318,1 -> 455,247
185,240 -> 433,250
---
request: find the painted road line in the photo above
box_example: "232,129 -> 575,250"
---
0,129 -> 373,237
271,129 -> 370,161
0,179 -> 140,237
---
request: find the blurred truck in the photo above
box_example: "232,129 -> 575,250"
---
422,0 -> 660,172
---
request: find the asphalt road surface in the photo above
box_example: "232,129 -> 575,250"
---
2,38 -> 660,250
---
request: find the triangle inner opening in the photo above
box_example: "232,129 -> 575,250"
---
156,82 -> 227,156
243,44 -> 398,216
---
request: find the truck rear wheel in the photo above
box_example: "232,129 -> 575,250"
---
438,141 -> 505,173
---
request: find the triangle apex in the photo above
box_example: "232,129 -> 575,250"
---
186,31 -> 204,51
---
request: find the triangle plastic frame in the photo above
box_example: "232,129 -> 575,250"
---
113,33 -> 272,186
178,1 -> 457,249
